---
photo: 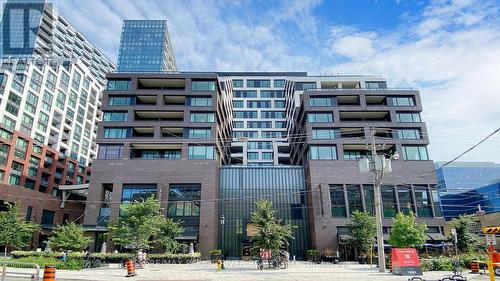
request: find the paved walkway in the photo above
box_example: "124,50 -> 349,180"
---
3,261 -> 494,281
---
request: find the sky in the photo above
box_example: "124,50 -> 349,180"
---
49,0 -> 500,162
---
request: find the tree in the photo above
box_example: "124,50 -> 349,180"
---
250,199 -> 295,255
155,218 -> 184,253
109,197 -> 183,252
389,212 -> 427,248
48,222 -> 92,251
452,214 -> 484,253
347,210 -> 377,256
0,203 -> 39,257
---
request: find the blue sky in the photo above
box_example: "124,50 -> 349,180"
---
51,0 -> 500,162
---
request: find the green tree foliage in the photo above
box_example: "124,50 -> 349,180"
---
0,203 -> 39,257
109,197 -> 183,252
48,222 -> 92,251
347,210 -> 377,255
452,214 -> 484,253
155,218 -> 184,253
389,212 -> 427,248
250,199 -> 295,255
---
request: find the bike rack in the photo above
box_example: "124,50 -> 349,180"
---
408,275 -> 467,281
0,261 -> 40,281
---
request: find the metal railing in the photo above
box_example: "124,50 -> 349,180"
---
0,261 -> 40,281
304,87 -> 415,91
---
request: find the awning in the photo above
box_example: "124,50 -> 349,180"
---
83,226 -> 109,232
338,235 -> 351,244
427,233 -> 448,241
175,235 -> 198,241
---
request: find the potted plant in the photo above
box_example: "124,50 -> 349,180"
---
322,248 -> 338,263
209,249 -> 222,263
306,249 -> 320,263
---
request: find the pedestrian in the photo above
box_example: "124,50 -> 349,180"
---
60,251 -> 67,262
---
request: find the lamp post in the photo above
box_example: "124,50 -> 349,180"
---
360,128 -> 399,273
220,215 -> 225,253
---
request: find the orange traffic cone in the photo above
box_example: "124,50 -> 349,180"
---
125,258 -> 136,277
42,265 -> 56,281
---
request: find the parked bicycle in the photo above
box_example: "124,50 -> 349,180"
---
452,259 -> 462,276
256,257 -> 287,270
83,257 -> 102,269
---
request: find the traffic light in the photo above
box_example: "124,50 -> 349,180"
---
482,227 -> 500,234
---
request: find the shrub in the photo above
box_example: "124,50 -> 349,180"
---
306,249 -> 320,256
322,248 -> 336,257
10,251 -> 201,263
209,249 -> 222,255
420,259 -> 433,271
0,256 -> 83,270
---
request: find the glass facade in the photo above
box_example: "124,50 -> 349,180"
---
167,184 -> 201,239
121,184 -> 157,202
219,166 -> 310,258
117,20 -> 177,72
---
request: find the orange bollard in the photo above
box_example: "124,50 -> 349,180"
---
125,258 -> 136,277
42,265 -> 56,281
470,260 -> 479,273
389,259 -> 392,272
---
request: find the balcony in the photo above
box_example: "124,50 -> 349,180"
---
134,111 -> 183,122
161,127 -> 183,138
137,78 -> 186,90
132,127 -> 154,138
339,111 -> 391,122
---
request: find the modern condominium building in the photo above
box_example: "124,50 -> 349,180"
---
117,20 -> 177,72
218,72 -> 306,166
284,76 -> 446,258
83,72 -> 232,255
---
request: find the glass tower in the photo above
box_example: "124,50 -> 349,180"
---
117,20 -> 177,72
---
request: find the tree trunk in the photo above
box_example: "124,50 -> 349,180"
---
4,246 -> 7,258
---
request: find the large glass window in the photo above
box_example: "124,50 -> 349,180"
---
6,92 -> 21,116
190,113 -> 215,123
402,146 -> 429,160
247,100 -> 271,108
247,141 -> 272,149
431,190 -> 443,217
415,187 -> 433,217
232,79 -> 243,88
121,184 -> 157,202
347,185 -> 362,215
246,79 -> 270,88
167,184 -> 201,217
363,186 -> 375,215
103,128 -> 131,138
41,210 -> 55,227
187,128 -> 212,139
274,79 -> 285,88
294,82 -> 316,91
381,185 -> 396,217
2,116 -> 16,131
260,90 -> 284,98
397,187 -> 413,214
389,97 -> 415,106
261,111 -> 285,118
365,81 -> 387,89
188,146 -> 215,159
312,129 -> 337,139
187,97 -> 212,107
103,112 -> 128,122
191,80 -> 216,91
248,121 -> 272,128
109,96 -> 135,106
0,144 -> 10,166
397,129 -> 421,139
309,146 -> 337,160
262,152 -> 273,160
233,101 -> 244,108
233,111 -> 258,119
310,96 -> 336,107
15,138 -> 28,159
107,79 -> 131,91
307,113 -> 333,122
396,112 -> 421,123
330,185 -> 346,217
234,90 -> 257,98
98,145 -> 123,159
247,152 -> 259,160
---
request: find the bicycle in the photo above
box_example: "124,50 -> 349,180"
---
83,258 -> 102,269
451,259 -> 462,276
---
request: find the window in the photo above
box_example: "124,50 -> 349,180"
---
0,144 -> 10,166
365,81 -> 387,89
415,187 -> 433,217
275,121 -> 286,128
187,128 -> 212,139
6,92 -> 21,115
262,152 -> 273,159
347,186 -> 362,215
260,90 -> 284,98
15,138 -> 28,159
402,146 -> 429,160
261,111 -> 285,118
397,129 -> 421,139
233,121 -> 244,128
98,145 -> 123,159
431,190 -> 443,217
389,97 -> 415,106
233,111 -> 258,119
343,151 -> 365,160
247,152 -> 259,160
32,145 -> 43,154
28,156 -> 40,177
107,79 -> 131,91
24,179 -> 36,189
234,131 -> 258,138
103,112 -> 128,122
187,97 -> 212,107
233,101 -> 244,108
364,186 -> 375,215
25,92 -> 39,113
121,184 -> 157,202
246,79 -> 270,88
247,100 -> 271,108
274,79 -> 285,88
312,129 -> 337,139
294,82 -> 316,91
25,206 -> 32,221
37,112 -> 49,131
2,116 -> 16,131
41,210 -> 55,227
310,97 -> 335,107
330,185 -> 346,217
397,187 -> 413,214
109,96 -> 135,106
56,91 -> 66,110
191,80 -> 216,91
190,112 -> 215,123
103,128 -> 131,138
248,121 -> 272,128
381,186 -> 396,217
307,113 -> 333,122
247,141 -> 272,149
261,131 -> 285,138
188,146 -> 215,159
42,91 -> 53,112
167,184 -> 201,217
232,79 -> 243,88
234,90 -> 257,98
309,146 -> 337,160
0,129 -> 13,140
396,112 -> 421,123
274,101 -> 285,108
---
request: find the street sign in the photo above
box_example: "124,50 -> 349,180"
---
391,248 -> 422,276
482,226 -> 500,234
485,234 -> 496,246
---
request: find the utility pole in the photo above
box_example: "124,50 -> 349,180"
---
371,128 -> 386,273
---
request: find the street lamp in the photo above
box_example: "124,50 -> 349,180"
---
220,215 -> 225,253
359,128 -> 399,273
